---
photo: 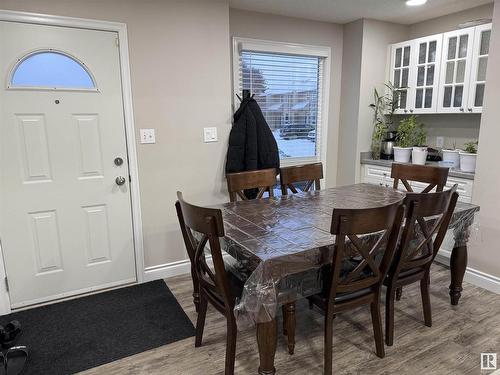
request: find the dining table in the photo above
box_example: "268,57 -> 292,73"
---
210,183 -> 480,375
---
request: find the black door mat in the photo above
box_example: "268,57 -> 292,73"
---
0,280 -> 195,374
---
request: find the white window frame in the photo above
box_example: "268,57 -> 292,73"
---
232,37 -> 331,173
7,48 -> 99,92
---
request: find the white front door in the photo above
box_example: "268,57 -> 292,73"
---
0,21 -> 137,308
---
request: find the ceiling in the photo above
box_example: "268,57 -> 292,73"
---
228,0 -> 493,25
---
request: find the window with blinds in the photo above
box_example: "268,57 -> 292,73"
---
235,44 -> 327,164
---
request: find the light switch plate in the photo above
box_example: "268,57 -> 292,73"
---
204,127 -> 218,143
140,128 -> 156,144
436,136 -> 444,148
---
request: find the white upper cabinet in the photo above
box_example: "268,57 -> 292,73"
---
388,23 -> 491,115
390,41 -> 413,114
438,27 -> 475,113
468,23 -> 491,113
411,34 -> 443,114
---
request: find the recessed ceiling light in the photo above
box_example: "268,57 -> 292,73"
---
406,0 -> 428,6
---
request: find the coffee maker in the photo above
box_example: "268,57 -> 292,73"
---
381,131 -> 397,160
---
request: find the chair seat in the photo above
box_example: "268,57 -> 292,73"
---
384,267 -> 426,287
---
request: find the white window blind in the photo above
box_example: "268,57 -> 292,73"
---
235,44 -> 327,165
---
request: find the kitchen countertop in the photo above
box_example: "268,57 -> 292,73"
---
360,154 -> 475,180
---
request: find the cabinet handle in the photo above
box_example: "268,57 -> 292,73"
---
404,109 -> 408,113
410,109 -> 414,113
468,108 -> 473,112
460,108 -> 464,112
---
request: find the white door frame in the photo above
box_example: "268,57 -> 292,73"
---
0,10 -> 145,314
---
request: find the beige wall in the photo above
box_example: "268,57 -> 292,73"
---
472,0 -> 500,278
355,20 -> 410,182
337,19 -> 409,185
229,8 -> 343,187
0,0 -> 233,268
337,20 -> 364,186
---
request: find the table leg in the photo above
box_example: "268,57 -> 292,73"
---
257,318 -> 277,375
449,245 -> 467,305
283,302 -> 296,355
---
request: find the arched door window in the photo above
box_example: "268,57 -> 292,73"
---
9,50 -> 97,90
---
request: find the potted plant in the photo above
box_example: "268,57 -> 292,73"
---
442,140 -> 460,169
394,115 -> 426,163
411,120 -> 428,165
369,83 -> 398,160
459,141 -> 478,173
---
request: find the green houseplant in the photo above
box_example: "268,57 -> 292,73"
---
394,115 -> 427,163
369,83 -> 398,159
459,141 -> 478,173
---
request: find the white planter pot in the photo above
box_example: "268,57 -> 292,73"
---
442,149 -> 460,169
459,152 -> 477,173
393,147 -> 412,163
412,147 -> 428,165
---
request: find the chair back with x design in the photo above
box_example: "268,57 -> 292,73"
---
391,185 -> 459,278
391,163 -> 449,193
280,162 -> 323,195
327,202 -> 404,303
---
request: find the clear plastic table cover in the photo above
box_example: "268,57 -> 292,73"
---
207,184 -> 480,329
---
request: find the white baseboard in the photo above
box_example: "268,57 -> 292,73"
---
143,259 -> 192,282
143,254 -> 228,282
435,249 -> 500,295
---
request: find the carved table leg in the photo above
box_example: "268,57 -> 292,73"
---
449,245 -> 467,305
283,302 -> 296,354
257,318 -> 277,375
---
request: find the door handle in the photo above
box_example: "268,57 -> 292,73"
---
115,176 -> 126,186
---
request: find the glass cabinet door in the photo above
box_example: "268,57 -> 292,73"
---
438,27 -> 475,113
391,42 -> 413,114
412,35 -> 442,113
468,24 -> 491,113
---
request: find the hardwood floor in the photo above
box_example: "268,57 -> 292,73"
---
80,264 -> 500,375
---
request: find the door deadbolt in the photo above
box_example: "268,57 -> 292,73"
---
114,157 -> 124,166
115,176 -> 126,186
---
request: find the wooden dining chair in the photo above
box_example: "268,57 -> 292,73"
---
308,201 -> 405,374
175,192 -> 240,375
226,168 -> 277,202
390,163 -> 450,300
279,162 -> 323,195
384,186 -> 458,347
391,163 -> 449,193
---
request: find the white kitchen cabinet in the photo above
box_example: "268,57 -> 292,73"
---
411,34 -> 443,114
467,23 -> 492,113
360,163 -> 474,203
437,27 -> 475,113
388,23 -> 491,115
390,41 -> 413,114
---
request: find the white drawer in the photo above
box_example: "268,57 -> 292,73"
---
363,164 -> 391,179
361,163 -> 474,203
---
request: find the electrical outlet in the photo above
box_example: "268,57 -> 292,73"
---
140,128 -> 156,144
204,127 -> 218,143
436,136 -> 444,148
